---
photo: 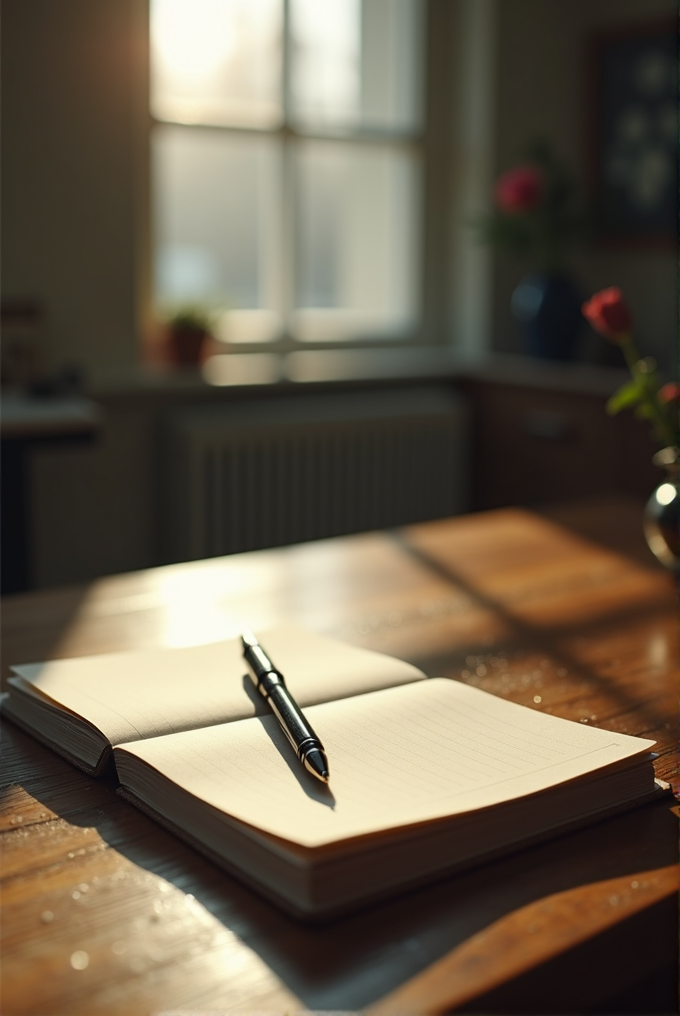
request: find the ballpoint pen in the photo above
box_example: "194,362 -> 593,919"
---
241,630 -> 330,783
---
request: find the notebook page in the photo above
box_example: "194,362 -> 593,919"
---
8,627 -> 424,748
115,678 -> 655,847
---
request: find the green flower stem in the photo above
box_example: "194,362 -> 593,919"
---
620,334 -> 676,448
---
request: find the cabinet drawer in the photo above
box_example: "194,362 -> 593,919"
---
471,383 -> 623,508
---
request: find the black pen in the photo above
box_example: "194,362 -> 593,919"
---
241,630 -> 330,783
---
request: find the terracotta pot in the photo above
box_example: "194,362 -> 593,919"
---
168,327 -> 207,366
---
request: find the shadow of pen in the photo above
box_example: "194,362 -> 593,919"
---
241,674 -> 336,809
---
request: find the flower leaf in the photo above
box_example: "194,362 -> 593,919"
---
633,402 -> 655,421
605,379 -> 645,415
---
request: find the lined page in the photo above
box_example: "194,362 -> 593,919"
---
8,627 -> 425,747
115,678 -> 655,847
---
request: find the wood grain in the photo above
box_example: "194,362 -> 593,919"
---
1,505 -> 677,1015
367,865 -> 680,1016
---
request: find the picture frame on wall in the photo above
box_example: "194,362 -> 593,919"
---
589,20 -> 677,246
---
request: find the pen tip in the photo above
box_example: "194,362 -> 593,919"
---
304,749 -> 330,784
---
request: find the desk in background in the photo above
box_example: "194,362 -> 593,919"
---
1,394 -> 102,594
1,505 -> 677,1014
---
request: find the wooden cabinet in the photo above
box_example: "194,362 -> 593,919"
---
464,375 -> 661,511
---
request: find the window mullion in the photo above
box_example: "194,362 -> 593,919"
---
278,134 -> 296,345
281,0 -> 292,122
278,0 -> 296,345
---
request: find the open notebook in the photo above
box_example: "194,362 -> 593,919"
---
3,626 -> 661,919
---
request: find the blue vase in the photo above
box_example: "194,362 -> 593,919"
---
511,274 -> 582,361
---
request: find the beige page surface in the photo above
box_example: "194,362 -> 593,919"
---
115,678 -> 655,847
9,626 -> 425,746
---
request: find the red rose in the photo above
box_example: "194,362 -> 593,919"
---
659,382 -> 680,404
494,165 -> 544,212
581,287 -> 631,341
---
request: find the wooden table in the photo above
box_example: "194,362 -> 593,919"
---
2,505 -> 678,1015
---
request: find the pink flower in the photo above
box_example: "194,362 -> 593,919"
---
494,165 -> 544,212
581,287 -> 632,342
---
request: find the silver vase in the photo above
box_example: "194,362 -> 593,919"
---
643,446 -> 680,572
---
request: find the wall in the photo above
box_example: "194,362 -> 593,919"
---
1,0 -> 148,386
2,0 -> 156,587
447,0 -> 497,356
491,0 -> 676,370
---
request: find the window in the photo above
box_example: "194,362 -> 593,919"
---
150,0 -> 424,349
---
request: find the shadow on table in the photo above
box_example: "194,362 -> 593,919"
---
534,496 -> 661,570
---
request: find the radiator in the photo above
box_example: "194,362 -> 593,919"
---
160,387 -> 468,563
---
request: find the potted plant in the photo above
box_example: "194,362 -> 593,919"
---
165,306 -> 215,366
477,139 -> 590,360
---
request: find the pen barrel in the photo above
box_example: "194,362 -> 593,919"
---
243,644 -> 280,688
266,684 -> 325,760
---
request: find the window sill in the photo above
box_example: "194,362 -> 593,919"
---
86,348 -> 629,401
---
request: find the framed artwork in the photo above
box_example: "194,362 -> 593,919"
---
590,20 -> 677,246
